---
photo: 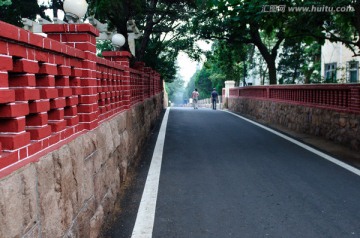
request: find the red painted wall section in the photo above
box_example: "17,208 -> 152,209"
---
0,21 -> 163,178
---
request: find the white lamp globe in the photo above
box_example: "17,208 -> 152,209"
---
63,0 -> 89,22
112,33 -> 126,48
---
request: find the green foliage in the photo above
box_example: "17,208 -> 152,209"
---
96,40 -> 113,57
88,0 -> 200,83
165,76 -> 185,104
194,67 -> 213,99
278,40 -> 321,84
0,0 -> 11,7
0,0 -> 48,27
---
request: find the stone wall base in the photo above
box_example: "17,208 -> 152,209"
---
0,94 -> 163,238
228,97 -> 360,151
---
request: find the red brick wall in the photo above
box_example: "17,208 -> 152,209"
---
229,84 -> 360,114
0,21 -> 163,178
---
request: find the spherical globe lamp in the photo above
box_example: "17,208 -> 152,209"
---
63,0 -> 89,23
112,33 -> 126,50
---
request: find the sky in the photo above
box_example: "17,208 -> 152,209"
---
176,41 -> 212,85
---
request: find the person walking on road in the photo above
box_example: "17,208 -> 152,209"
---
211,88 -> 218,110
192,88 -> 199,109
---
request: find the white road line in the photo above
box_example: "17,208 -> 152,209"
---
131,107 -> 170,238
225,110 -> 360,176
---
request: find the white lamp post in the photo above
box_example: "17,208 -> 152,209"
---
63,0 -> 88,23
111,33 -> 126,50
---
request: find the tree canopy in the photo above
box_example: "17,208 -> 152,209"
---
1,0 -> 359,85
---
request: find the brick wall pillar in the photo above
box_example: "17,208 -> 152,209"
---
102,51 -> 132,109
42,24 -> 100,130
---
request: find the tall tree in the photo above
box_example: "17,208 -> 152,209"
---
192,0 -> 360,84
0,0 -> 48,26
88,0 -> 200,82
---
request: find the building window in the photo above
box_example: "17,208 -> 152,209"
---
324,63 -> 337,83
347,61 -> 359,83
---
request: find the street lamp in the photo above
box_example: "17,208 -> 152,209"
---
63,0 -> 88,23
111,33 -> 126,50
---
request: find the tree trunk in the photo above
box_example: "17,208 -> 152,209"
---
137,0 -> 158,61
249,25 -> 281,85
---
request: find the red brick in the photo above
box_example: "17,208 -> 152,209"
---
55,76 -> 69,86
79,111 -> 99,122
0,102 -> 29,117
38,63 -> 58,75
64,106 -> 78,117
72,87 -> 82,95
61,34 -> 96,44
81,120 -> 98,130
75,42 -> 96,52
12,59 -> 39,74
78,103 -> 98,113
0,132 -> 30,150
0,117 -> 26,132
19,147 -> 27,160
26,112 -> 48,126
66,96 -> 79,106
42,23 -> 99,36
36,75 -> 55,87
8,43 -> 27,58
50,97 -> 66,109
48,108 -> 64,120
65,116 -> 79,126
26,125 -> 52,140
0,71 -> 8,88
0,152 -> 18,170
78,87 -> 97,95
80,78 -> 98,86
14,88 -> 40,101
9,74 -> 36,87
61,127 -> 73,140
79,94 -> 97,104
27,141 -> 42,156
82,69 -> 96,78
57,88 -> 72,97
46,34 -> 61,42
71,68 -> 82,77
39,88 -> 58,99
35,50 -> 49,63
48,133 -> 60,146
0,55 -> 13,71
48,120 -> 67,132
58,65 -> 71,76
52,55 -> 65,65
70,77 -> 81,87
29,100 -> 50,113
0,41 -> 7,54
29,33 -> 44,48
0,89 -> 15,103
82,60 -> 96,69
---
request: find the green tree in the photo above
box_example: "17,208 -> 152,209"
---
278,40 -> 321,84
88,0 -> 200,82
165,76 -> 185,104
194,67 -> 212,99
0,0 -> 48,26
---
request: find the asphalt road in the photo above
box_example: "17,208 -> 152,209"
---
105,107 -> 360,238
